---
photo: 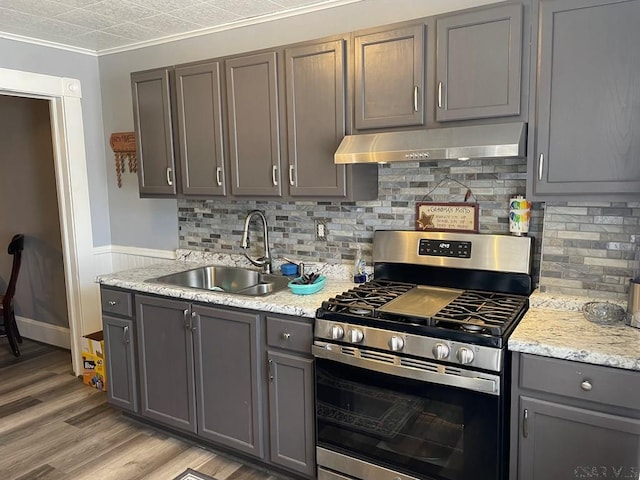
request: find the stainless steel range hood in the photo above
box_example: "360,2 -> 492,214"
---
334,122 -> 527,164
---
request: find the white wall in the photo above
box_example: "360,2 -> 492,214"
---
97,0 -> 502,251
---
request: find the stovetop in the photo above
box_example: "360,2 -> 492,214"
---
316,279 -> 529,348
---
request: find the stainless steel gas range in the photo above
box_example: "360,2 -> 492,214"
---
313,230 -> 534,480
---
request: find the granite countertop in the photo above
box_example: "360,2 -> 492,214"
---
509,291 -> 640,372
96,252 -> 356,319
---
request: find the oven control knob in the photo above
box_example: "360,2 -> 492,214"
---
329,325 -> 344,340
348,328 -> 364,343
456,347 -> 475,365
432,343 -> 450,360
388,336 -> 405,351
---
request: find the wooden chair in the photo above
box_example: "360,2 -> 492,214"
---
1,234 -> 24,357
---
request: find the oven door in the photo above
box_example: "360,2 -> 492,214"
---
313,343 -> 506,480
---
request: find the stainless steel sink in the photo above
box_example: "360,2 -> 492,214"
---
152,265 -> 289,296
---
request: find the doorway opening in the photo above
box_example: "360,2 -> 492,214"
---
0,67 -> 101,376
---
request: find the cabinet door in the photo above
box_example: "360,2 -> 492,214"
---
354,24 -> 425,129
103,315 -> 137,412
267,350 -> 315,477
226,52 -> 282,196
436,4 -> 522,121
193,305 -> 264,458
175,62 -> 226,196
136,295 -> 196,433
131,68 -> 177,196
518,396 -> 640,480
285,40 -> 347,198
532,0 -> 640,198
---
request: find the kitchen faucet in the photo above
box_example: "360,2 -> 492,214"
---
240,210 -> 272,274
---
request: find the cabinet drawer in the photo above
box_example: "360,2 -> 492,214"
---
266,316 -> 313,354
519,354 -> 640,411
100,288 -> 133,318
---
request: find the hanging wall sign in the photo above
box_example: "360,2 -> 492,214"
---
415,202 -> 479,233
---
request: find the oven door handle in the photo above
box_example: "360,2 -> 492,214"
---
312,343 -> 500,395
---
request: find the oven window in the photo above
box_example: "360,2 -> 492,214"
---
316,359 -> 504,480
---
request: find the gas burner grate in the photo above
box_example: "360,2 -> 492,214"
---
432,290 -> 528,335
320,280 -> 415,317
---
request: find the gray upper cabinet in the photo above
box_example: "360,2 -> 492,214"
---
131,68 -> 177,196
285,40 -> 348,198
175,62 -> 226,196
193,305 -> 264,459
510,353 -> 640,479
226,52 -> 282,197
530,0 -> 640,199
354,24 -> 425,130
435,3 -> 523,122
136,295 -> 197,434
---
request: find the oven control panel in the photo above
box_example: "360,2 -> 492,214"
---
418,239 -> 471,258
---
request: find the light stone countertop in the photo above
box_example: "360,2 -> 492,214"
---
509,291 -> 640,371
96,253 -> 356,319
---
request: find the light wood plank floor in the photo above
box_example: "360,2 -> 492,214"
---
0,339 -> 293,480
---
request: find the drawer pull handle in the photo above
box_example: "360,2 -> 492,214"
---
108,300 -> 118,306
282,332 -> 291,340
581,380 -> 593,391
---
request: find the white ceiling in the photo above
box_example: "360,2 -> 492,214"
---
0,0 -> 362,54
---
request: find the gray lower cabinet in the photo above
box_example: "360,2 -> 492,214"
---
265,314 -> 315,477
103,315 -> 137,412
136,295 -> 197,434
101,286 -> 137,413
226,52 -> 282,197
435,3 -> 523,122
175,62 -> 226,196
131,68 -> 177,196
267,351 -> 314,477
529,0 -> 640,199
193,304 -> 264,458
511,353 -> 640,479
353,24 -> 425,130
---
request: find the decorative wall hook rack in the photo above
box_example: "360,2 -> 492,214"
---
109,132 -> 137,187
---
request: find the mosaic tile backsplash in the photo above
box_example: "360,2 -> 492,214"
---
178,159 -> 640,301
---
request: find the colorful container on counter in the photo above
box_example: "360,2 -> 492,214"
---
509,196 -> 531,236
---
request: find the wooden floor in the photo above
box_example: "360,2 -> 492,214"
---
0,339 -> 290,480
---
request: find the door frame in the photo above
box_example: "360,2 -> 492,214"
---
0,67 -> 100,376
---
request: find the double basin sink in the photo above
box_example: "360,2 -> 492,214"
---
152,265 -> 290,296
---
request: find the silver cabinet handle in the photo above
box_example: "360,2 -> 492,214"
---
413,85 -> 419,112
581,380 -> 593,391
289,165 -> 295,186
437,81 -> 443,108
166,167 -> 173,186
538,153 -> 544,181
190,311 -> 197,332
523,408 -> 529,438
272,165 -> 278,186
108,300 -> 117,306
215,166 -> 222,186
268,359 -> 274,381
281,332 -> 291,340
123,325 -> 129,344
183,308 -> 189,330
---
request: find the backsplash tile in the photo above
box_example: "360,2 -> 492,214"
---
178,158 -> 544,280
178,160 -> 640,300
538,202 -> 640,300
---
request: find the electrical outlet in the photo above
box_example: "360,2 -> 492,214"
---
315,220 -> 327,241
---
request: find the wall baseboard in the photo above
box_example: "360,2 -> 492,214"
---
15,316 -> 71,349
